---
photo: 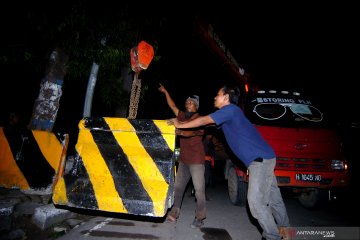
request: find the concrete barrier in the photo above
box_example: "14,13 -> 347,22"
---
52,117 -> 176,217
0,127 -> 68,190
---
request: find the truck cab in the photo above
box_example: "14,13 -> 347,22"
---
225,89 -> 350,208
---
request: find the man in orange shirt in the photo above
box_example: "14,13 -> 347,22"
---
159,84 -> 206,228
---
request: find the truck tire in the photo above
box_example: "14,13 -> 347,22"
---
298,188 -> 328,209
227,166 -> 248,206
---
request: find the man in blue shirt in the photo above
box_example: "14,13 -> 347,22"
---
169,85 -> 290,240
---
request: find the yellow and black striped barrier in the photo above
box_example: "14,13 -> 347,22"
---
52,117 -> 176,217
0,127 -> 68,190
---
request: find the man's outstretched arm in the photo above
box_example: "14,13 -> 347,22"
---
158,83 -> 179,116
169,115 -> 215,129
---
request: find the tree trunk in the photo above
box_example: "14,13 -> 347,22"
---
114,67 -> 133,117
28,48 -> 68,131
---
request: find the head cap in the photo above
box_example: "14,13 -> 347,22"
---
187,95 -> 199,109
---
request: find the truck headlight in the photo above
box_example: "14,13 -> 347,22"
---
331,159 -> 347,170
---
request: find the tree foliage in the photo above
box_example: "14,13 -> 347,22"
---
2,1 -> 164,115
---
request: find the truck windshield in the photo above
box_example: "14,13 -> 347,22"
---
253,103 -> 323,122
246,98 -> 332,128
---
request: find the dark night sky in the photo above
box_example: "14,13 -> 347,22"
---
205,5 -> 357,116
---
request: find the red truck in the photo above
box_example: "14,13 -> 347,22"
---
224,89 -> 350,208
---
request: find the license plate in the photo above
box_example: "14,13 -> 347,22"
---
295,173 -> 322,182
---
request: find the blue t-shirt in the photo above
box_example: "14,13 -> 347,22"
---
210,104 -> 275,167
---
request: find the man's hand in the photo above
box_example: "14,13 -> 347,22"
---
167,118 -> 180,127
158,83 -> 166,93
167,118 -> 174,125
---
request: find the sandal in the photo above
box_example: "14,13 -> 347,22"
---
165,214 -> 177,223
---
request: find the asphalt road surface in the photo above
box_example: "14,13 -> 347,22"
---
55,176 -> 359,240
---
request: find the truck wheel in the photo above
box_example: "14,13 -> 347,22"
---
227,166 -> 248,206
298,188 -> 327,209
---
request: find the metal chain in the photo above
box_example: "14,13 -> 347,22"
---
128,73 -> 141,119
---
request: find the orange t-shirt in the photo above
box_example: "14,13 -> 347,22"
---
177,111 -> 205,164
